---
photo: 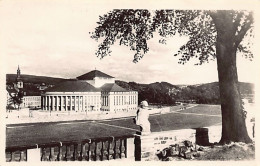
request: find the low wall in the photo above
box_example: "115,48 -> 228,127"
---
139,125 -> 222,160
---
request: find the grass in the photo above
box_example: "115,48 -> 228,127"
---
6,104 -> 222,148
179,104 -> 221,115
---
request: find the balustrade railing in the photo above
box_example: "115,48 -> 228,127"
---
6,134 -> 139,162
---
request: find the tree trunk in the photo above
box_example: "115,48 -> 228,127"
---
215,13 -> 252,143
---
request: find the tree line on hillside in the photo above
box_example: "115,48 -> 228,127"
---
6,74 -> 254,106
116,81 -> 254,105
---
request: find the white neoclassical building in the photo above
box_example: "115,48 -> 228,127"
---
42,70 -> 138,113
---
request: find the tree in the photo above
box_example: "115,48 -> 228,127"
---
8,90 -> 23,110
91,10 -> 254,144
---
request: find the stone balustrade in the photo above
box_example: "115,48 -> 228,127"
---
6,135 -> 135,162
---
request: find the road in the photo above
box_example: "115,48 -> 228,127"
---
6,104 -> 221,148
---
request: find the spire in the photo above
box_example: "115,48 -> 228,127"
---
17,65 -> 21,81
16,65 -> 23,89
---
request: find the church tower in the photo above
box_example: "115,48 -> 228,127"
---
16,65 -> 23,89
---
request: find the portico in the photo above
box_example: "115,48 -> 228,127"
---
42,70 -> 138,113
42,92 -> 101,112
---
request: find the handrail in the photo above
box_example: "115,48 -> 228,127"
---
6,134 -> 135,151
5,134 -> 136,162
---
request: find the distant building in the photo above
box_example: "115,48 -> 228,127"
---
23,96 -> 41,108
42,70 -> 138,113
6,66 -> 42,109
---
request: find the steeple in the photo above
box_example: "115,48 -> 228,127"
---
17,65 -> 21,81
16,65 -> 23,89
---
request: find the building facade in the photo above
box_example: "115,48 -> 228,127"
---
23,96 -> 42,108
42,70 -> 138,113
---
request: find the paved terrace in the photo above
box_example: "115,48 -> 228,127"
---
5,105 -> 195,124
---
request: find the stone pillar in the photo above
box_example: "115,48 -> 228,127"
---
60,96 -> 62,111
78,96 -> 80,111
86,95 -> 89,112
59,96 -> 61,111
52,96 -> 55,111
50,96 -> 54,111
27,148 -> 41,162
50,96 -> 52,111
48,96 -> 50,111
45,96 -> 47,110
64,96 -> 67,111
47,96 -> 49,110
81,96 -> 83,111
69,96 -> 71,111
126,137 -> 135,159
107,94 -> 110,110
83,96 -> 85,112
74,96 -> 77,111
44,96 -> 47,110
83,96 -> 85,111
42,96 -> 45,110
64,96 -> 66,111
55,96 -> 58,111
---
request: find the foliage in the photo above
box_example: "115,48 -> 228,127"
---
8,90 -> 23,109
91,10 -> 254,65
116,81 -> 254,105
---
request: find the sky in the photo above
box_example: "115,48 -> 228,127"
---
0,0 -> 258,85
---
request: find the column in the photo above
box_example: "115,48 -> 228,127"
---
76,96 -> 78,111
55,96 -> 57,111
86,95 -> 89,112
64,96 -> 67,111
52,96 -> 55,111
60,96 -> 62,111
42,96 -> 45,110
48,96 -> 50,110
50,96 -> 52,111
83,96 -> 85,112
59,96 -> 61,111
45,96 -> 47,110
70,96 -> 72,111
78,96 -> 80,110
46,96 -> 49,110
74,96 -> 76,111
82,96 -> 84,111
108,94 -> 110,111
51,96 -> 53,111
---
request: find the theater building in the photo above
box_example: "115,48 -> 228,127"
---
42,70 -> 138,113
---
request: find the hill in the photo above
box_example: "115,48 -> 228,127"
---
116,81 -> 254,105
6,74 -> 254,105
6,74 -> 67,85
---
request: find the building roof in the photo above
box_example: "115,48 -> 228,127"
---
46,80 -> 100,92
100,83 -> 129,92
77,70 -> 114,80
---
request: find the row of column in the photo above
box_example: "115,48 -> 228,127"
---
114,94 -> 137,106
102,96 -> 109,106
42,95 -> 84,111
